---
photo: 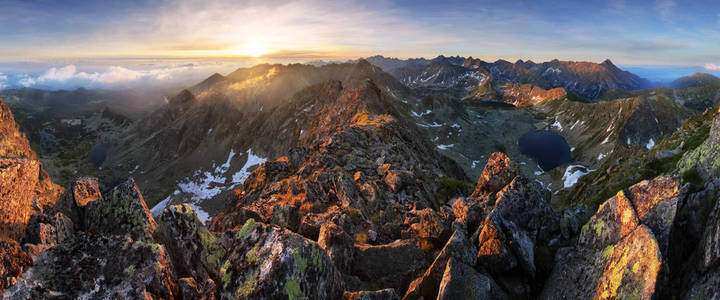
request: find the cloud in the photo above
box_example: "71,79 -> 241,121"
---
0,72 -> 7,90
705,63 -> 720,71
9,63 -> 233,90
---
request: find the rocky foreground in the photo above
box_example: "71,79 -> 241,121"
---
1,78 -> 720,299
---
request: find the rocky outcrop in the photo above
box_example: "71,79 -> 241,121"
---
0,240 -> 31,292
0,97 -> 61,239
216,218 -> 345,299
679,108 -> 720,180
5,233 -> 178,299
542,176 -> 685,300
85,178 -> 157,240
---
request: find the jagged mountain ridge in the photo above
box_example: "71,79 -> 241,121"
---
367,55 -> 651,100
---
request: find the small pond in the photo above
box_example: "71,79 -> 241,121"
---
89,144 -> 107,168
518,130 -> 572,171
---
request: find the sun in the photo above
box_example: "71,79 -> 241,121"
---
238,41 -> 269,57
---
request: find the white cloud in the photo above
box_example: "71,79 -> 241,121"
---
13,64 -> 207,89
705,63 -> 720,71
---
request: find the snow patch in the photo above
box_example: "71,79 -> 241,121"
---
471,160 -> 481,169
437,144 -> 454,150
646,138 -> 655,150
562,165 -> 595,188
551,117 -> 563,131
231,149 -> 268,184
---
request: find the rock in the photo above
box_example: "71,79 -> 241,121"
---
25,212 -> 74,246
178,277 -> 216,300
344,288 -> 400,300
578,190 -> 639,250
490,177 -> 559,244
407,208 -> 452,245
0,240 -> 32,292
471,152 -> 517,197
155,204 -> 225,285
451,197 -> 484,230
384,170 -> 413,192
270,204 -> 301,231
437,258 -> 507,300
594,225 -> 662,299
701,196 -> 720,271
352,239 -> 425,292
403,230 -> 476,300
626,176 -> 683,254
217,219 -> 344,299
52,176 -> 101,228
542,224 -> 663,300
179,277 -> 201,300
678,112 -> 720,180
85,178 -> 157,240
476,215 -> 517,274
0,158 -> 41,238
318,223 -> 356,273
684,270 -> 720,300
5,233 -> 178,299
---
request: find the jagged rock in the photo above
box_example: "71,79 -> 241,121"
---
344,288 -> 400,300
5,233 -> 178,299
678,111 -> 720,180
451,197 -> 485,230
25,212 -> 73,246
155,204 -> 225,286
471,152 -> 517,197
178,277 -> 216,300
403,230 -> 477,300
216,219 -> 344,299
701,195 -> 720,271
490,177 -> 559,244
476,215 -> 517,273
407,208 -> 452,245
52,176 -> 101,228
270,204 -> 301,231
384,170 -> 413,192
578,190 -> 639,250
318,223 -> 356,273
352,239 -> 425,292
0,158 -> 41,238
85,178 -> 157,240
0,240 -> 32,292
179,277 -> 201,300
684,270 -> 720,300
437,258 -> 507,300
625,176 -> 683,254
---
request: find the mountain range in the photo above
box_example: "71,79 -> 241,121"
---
1,56 -> 720,299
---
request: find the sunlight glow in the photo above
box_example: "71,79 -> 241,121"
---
237,41 -> 269,57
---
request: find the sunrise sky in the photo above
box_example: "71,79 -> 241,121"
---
1,0 -> 719,89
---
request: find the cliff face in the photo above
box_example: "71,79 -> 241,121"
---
0,97 -> 61,239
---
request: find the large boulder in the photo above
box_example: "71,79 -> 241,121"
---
541,177 -> 681,300
155,204 -> 225,286
85,178 -> 157,240
352,239 -> 426,292
51,177 -> 101,229
471,152 -> 517,198
403,230 -> 477,300
216,219 -> 344,299
437,258 -> 507,300
4,233 -> 178,299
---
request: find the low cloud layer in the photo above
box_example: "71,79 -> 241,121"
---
0,62 -> 242,91
706,63 -> 720,71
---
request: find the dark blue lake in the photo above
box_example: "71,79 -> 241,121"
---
519,130 -> 572,171
89,144 -> 107,168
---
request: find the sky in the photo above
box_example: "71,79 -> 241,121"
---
0,0 -> 719,89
